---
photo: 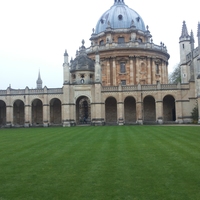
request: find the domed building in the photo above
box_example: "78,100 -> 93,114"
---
0,0 -> 200,127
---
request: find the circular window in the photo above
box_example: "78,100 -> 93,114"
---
118,15 -> 123,20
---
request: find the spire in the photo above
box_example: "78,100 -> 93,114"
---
64,49 -> 69,63
64,49 -> 68,57
190,30 -> 195,51
36,70 -> 43,89
180,21 -> 190,39
190,30 -> 195,43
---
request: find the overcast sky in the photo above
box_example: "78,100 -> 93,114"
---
0,0 -> 199,89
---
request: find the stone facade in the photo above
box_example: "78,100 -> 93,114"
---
0,0 -> 200,127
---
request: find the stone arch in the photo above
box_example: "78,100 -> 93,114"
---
76,96 -> 91,124
163,95 -> 176,122
32,99 -> 43,126
50,98 -> 62,125
0,100 -> 6,126
124,96 -> 136,124
143,95 -> 156,122
13,100 -> 25,126
105,97 -> 117,124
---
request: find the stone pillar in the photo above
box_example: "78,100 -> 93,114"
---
135,57 -> 139,84
156,97 -> 163,124
106,59 -> 111,86
6,104 -> 13,127
129,57 -> 134,85
43,88 -> 49,127
92,84 -> 104,125
147,57 -> 151,84
112,57 -> 117,86
117,84 -> 124,125
62,85 -> 72,126
136,92 -> 143,124
152,59 -> 156,84
24,90 -> 31,127
5,88 -> 13,127
175,100 -> 183,123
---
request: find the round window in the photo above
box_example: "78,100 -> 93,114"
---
118,15 -> 123,20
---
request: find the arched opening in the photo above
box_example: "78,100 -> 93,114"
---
163,95 -> 176,122
50,98 -> 62,125
13,100 -> 24,126
143,96 -> 156,122
32,99 -> 43,126
105,97 -> 117,124
124,96 -> 136,124
76,96 -> 91,124
0,100 -> 6,126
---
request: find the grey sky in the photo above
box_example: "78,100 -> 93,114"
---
0,0 -> 199,89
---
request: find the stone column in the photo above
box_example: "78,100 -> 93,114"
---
135,57 -> 139,84
117,84 -> 124,125
152,59 -> 156,84
5,88 -> 13,127
43,88 -> 49,127
129,57 -> 134,85
112,57 -> 117,86
147,57 -> 151,84
92,84 -> 104,125
62,84 -> 73,126
106,59 -> 111,86
156,93 -> 163,124
175,101 -> 183,123
24,91 -> 31,127
136,92 -> 143,124
6,103 -> 13,127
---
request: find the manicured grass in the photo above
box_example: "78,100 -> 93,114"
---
0,126 -> 200,200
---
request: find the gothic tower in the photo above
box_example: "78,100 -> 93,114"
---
179,21 -> 191,83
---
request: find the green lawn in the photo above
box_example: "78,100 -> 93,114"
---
0,126 -> 200,200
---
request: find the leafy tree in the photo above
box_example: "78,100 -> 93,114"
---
191,101 -> 199,123
168,64 -> 181,84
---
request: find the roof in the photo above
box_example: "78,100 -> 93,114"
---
95,0 -> 146,34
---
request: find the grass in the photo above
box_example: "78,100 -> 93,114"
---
0,126 -> 200,200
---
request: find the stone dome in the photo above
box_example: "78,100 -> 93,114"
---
70,40 -> 94,72
95,0 -> 146,34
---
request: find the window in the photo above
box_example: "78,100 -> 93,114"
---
120,63 -> 126,73
182,44 -> 185,49
121,80 -> 126,85
138,38 -> 143,43
99,40 -> 104,45
118,37 -> 125,44
118,14 -> 123,20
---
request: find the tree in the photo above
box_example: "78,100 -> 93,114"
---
168,64 -> 181,84
191,101 -> 199,124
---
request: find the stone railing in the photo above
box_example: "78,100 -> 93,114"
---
102,83 -> 189,92
0,87 -> 63,96
0,90 -> 7,95
87,41 -> 168,54
47,88 -> 63,94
